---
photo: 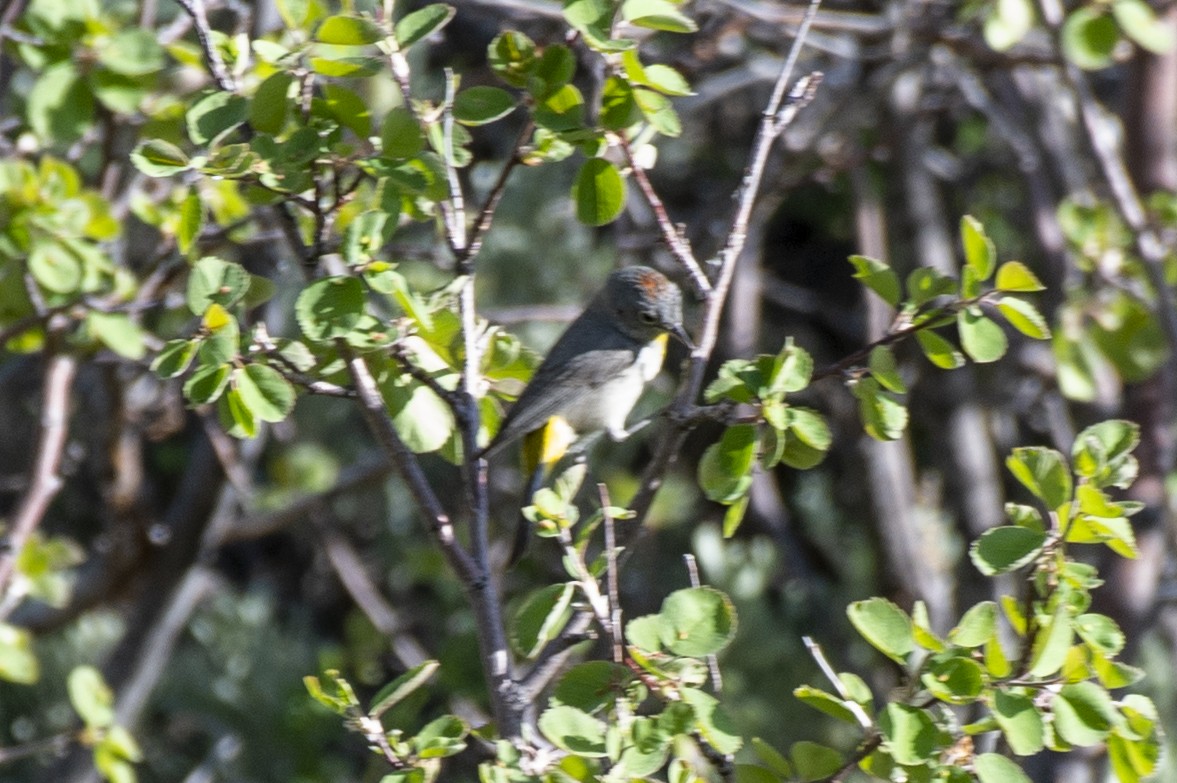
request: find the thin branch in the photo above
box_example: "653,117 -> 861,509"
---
0,349 -> 77,616
618,135 -> 712,297
626,65 -> 824,528
464,120 -> 533,263
0,731 -> 75,765
600,484 -> 623,665
684,553 -> 723,692
341,347 -> 478,582
802,636 -> 873,730
173,0 -> 236,92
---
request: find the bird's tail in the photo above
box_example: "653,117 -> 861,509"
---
507,416 -> 578,566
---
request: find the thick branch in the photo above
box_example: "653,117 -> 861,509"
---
0,351 -> 77,616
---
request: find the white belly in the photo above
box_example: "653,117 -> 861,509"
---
565,337 -> 666,439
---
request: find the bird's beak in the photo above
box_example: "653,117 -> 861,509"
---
668,323 -> 695,350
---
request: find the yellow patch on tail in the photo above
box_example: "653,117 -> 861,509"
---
521,415 -> 578,478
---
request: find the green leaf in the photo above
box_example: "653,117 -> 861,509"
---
847,597 -> 913,664
538,705 -> 607,757
395,4 -> 455,49
0,623 -> 40,684
634,88 -> 682,137
530,45 -> 577,98
1027,605 -> 1073,678
681,687 -> 743,754
1052,682 -> 1116,746
68,666 -> 114,729
912,329 -> 962,369
868,345 -> 906,393
248,71 -> 291,134
488,30 -> 537,88
625,613 -> 665,652
600,75 -> 641,130
28,242 -> 82,294
101,724 -> 142,763
878,704 -> 938,766
235,364 -> 295,423
535,83 -> 586,131
975,753 -> 1033,783
848,255 -> 900,307
184,363 -> 231,404
780,407 -> 831,470
1062,6 -> 1118,70
793,686 -> 859,725
383,380 -> 454,453
722,492 -> 750,537
413,715 -> 467,759
87,312 -> 146,360
316,14 -> 385,45
295,276 -> 365,342
130,139 -> 190,177
1006,446 -> 1071,510
342,211 -> 388,266
851,377 -> 908,441
369,660 -> 440,718
996,296 -> 1051,340
697,424 -> 757,503
218,386 -> 258,438
453,86 -> 516,126
621,0 -> 698,32
969,526 -> 1045,576
309,55 -> 383,78
921,656 -> 984,703
751,738 -> 793,778
1075,613 -> 1124,657
99,29 -> 164,76
276,0 -> 311,29
573,158 -> 625,226
958,307 -> 1008,363
187,256 -> 251,315
961,215 -> 996,280
322,83 -> 373,139
380,107 -> 424,159
552,661 -> 632,714
1072,419 -> 1139,487
993,690 -> 1044,756
512,583 -> 575,658
949,601 -> 997,647
790,740 -> 842,781
994,260 -> 1045,292
177,190 -> 204,256
151,340 -> 196,379
1113,0 -> 1174,54
28,63 -> 94,143
658,587 -> 737,657
906,267 -> 958,306
186,92 -> 248,145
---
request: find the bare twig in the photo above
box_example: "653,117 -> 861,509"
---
619,135 -> 712,297
626,33 -> 824,528
341,348 -> 478,581
0,731 -> 75,765
173,0 -> 236,92
684,553 -> 723,692
600,484 -> 623,665
0,350 -> 77,616
801,636 -> 873,730
317,518 -> 432,669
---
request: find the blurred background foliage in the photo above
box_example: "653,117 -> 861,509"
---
0,0 -> 1175,781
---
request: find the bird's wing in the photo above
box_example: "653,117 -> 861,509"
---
480,345 -> 637,459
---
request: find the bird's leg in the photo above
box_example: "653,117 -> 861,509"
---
617,417 -> 652,440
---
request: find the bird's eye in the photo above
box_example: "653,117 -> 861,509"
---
639,311 -> 658,325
